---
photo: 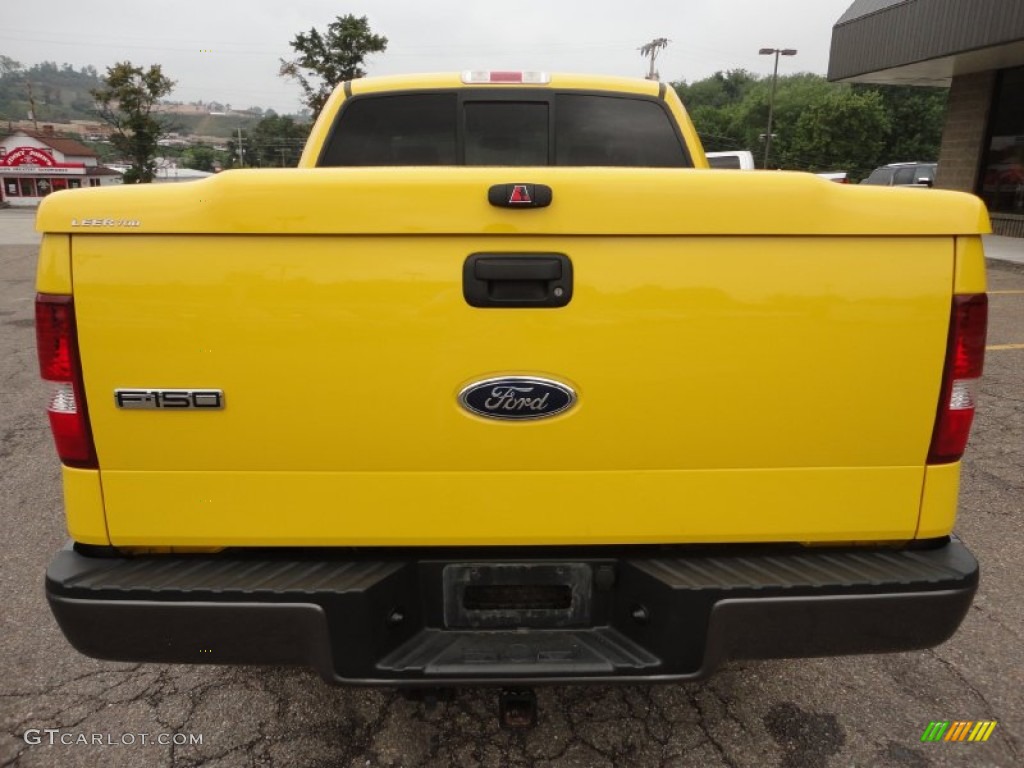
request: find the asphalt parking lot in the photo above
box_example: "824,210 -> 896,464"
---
0,206 -> 1021,767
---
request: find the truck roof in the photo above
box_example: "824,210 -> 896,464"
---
347,72 -> 663,97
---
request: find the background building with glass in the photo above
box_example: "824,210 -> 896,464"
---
830,0 -> 1024,237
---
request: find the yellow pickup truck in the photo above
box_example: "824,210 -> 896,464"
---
36,73 -> 988,698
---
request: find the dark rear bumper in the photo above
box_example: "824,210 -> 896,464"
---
45,539 -> 978,685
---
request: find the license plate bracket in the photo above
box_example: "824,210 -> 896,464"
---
443,563 -> 592,629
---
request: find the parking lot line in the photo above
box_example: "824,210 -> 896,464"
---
988,290 -> 1024,295
986,344 -> 1024,351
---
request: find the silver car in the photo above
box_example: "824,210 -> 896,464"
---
860,162 -> 937,187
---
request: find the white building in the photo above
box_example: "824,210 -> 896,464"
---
153,159 -> 215,183
0,128 -> 122,207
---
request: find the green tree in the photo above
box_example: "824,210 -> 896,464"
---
740,74 -> 836,167
781,89 -> 891,176
858,84 -> 947,162
675,69 -> 757,111
279,14 -> 387,117
223,115 -> 311,168
0,55 -> 20,76
673,70 -> 946,177
252,114 -> 310,166
91,62 -> 175,183
182,144 -> 223,172
689,104 -> 745,152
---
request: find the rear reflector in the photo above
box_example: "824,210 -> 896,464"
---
461,70 -> 550,85
36,294 -> 97,468
928,293 -> 987,464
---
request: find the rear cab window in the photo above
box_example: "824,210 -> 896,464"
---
319,90 -> 691,168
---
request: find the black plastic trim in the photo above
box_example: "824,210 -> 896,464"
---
46,539 -> 979,686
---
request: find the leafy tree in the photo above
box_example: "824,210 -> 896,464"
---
781,89 -> 891,176
736,74 -> 836,167
857,84 -> 946,162
279,14 -> 387,117
91,62 -> 175,183
223,115 -> 311,168
182,144 -> 224,172
252,114 -> 310,166
689,104 -> 745,152
675,69 -> 757,111
674,70 -> 947,178
0,55 -> 21,76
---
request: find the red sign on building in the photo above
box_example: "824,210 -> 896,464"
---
1,146 -> 59,167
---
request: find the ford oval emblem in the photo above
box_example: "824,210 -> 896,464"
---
458,376 -> 576,421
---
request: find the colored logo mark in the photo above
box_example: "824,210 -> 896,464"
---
508,185 -> 532,204
921,721 -> 997,742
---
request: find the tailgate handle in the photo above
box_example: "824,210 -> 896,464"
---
464,254 -> 573,308
475,258 -> 560,282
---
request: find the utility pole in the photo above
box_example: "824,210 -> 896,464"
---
236,127 -> 245,168
25,81 -> 39,131
758,47 -> 797,170
639,38 -> 669,81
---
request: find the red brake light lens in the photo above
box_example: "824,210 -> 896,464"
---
36,298 -> 75,381
950,295 -> 987,379
928,294 -> 987,464
35,294 -> 97,468
461,70 -> 550,85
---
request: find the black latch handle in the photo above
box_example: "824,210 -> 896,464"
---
474,258 -> 561,282
464,254 -> 573,308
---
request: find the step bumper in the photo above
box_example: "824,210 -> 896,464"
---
45,539 -> 978,685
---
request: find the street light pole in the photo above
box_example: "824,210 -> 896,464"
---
758,47 -> 797,170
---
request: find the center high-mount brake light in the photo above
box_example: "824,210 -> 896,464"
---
461,71 -> 551,85
35,294 -> 97,468
928,293 -> 987,464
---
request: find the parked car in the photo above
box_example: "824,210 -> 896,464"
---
816,172 -> 849,183
861,162 -> 937,187
705,150 -> 756,169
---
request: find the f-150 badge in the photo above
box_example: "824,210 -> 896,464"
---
115,389 -> 224,410
458,377 -> 575,421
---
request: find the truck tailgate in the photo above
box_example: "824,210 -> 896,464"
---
69,227 -> 952,546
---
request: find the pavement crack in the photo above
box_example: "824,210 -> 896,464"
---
687,686 -> 741,768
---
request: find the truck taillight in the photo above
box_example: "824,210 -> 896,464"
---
928,293 -> 987,464
35,294 -> 97,468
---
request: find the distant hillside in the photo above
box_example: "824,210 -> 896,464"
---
0,61 -> 102,123
165,113 -> 263,139
0,59 -> 289,132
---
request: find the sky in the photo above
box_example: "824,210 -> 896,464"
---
1,0 -> 857,115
